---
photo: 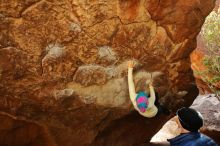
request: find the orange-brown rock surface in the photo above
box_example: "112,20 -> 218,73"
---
0,0 -> 215,145
191,48 -> 220,94
0,112 -> 56,146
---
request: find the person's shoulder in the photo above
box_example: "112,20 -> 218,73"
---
200,133 -> 218,146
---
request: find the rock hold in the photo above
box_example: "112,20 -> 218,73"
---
0,0 -> 215,145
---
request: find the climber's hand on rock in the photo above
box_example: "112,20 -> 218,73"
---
146,79 -> 153,87
149,81 -> 153,87
128,61 -> 135,68
149,81 -> 154,88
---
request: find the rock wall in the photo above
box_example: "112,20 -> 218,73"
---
191,48 -> 220,94
0,112 -> 56,146
191,94 -> 220,144
190,1 -> 220,95
0,0 -> 215,145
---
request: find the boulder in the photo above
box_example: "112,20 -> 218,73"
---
191,38 -> 220,95
191,94 -> 220,144
190,1 -> 220,95
0,0 -> 215,145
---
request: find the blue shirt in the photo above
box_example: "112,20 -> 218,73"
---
168,132 -> 218,146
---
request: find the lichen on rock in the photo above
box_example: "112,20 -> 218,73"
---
0,0 -> 216,145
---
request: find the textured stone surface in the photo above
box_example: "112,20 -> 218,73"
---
191,94 -> 220,132
190,1 -> 220,95
0,112 -> 56,146
191,94 -> 220,144
190,48 -> 217,94
149,94 -> 220,145
150,117 -> 181,143
0,0 -> 215,145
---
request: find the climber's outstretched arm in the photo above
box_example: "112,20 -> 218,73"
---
128,62 -> 137,108
148,84 -> 156,108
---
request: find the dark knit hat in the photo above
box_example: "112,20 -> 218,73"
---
177,107 -> 203,132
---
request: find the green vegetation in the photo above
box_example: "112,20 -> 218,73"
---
201,8 -> 220,97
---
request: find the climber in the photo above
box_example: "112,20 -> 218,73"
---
127,61 -> 158,118
168,107 -> 218,146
